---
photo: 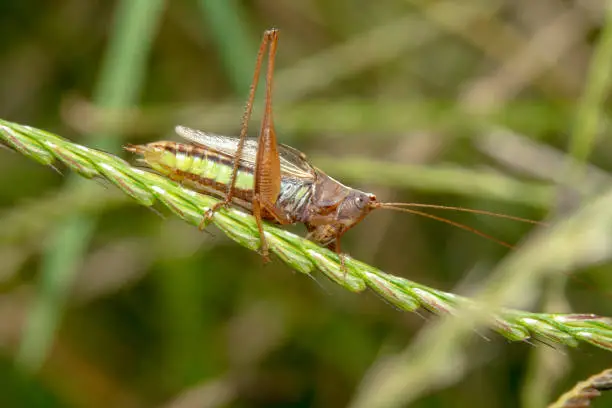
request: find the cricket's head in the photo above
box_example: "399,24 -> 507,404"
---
306,188 -> 378,246
336,190 -> 379,227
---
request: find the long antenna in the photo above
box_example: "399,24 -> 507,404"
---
377,204 -> 514,248
382,202 -> 545,225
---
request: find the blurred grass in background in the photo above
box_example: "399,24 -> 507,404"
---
1,1 -> 612,407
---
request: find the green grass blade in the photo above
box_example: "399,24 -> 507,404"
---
196,0 -> 255,93
568,4 -> 612,174
2,118 -> 611,357
16,0 -> 166,372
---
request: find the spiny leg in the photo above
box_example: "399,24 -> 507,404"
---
198,29 -> 279,230
251,198 -> 269,261
252,29 -> 285,259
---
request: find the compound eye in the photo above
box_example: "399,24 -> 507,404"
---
355,195 -> 367,209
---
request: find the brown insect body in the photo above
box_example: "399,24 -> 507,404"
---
127,133 -> 378,250
127,28 -> 539,261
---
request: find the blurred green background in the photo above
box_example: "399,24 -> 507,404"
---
1,1 -> 612,407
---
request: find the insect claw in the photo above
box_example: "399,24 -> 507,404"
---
339,253 -> 349,281
256,241 -> 271,263
199,200 -> 232,230
198,209 -> 215,230
259,233 -> 271,263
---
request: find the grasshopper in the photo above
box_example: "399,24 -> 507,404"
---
126,29 -> 538,262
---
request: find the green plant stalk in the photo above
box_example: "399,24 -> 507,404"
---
568,3 -> 612,172
196,0 -> 255,93
2,118 -> 612,353
16,0 -> 166,372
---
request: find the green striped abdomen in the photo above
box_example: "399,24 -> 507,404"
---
140,141 -> 255,192
130,141 -> 314,222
